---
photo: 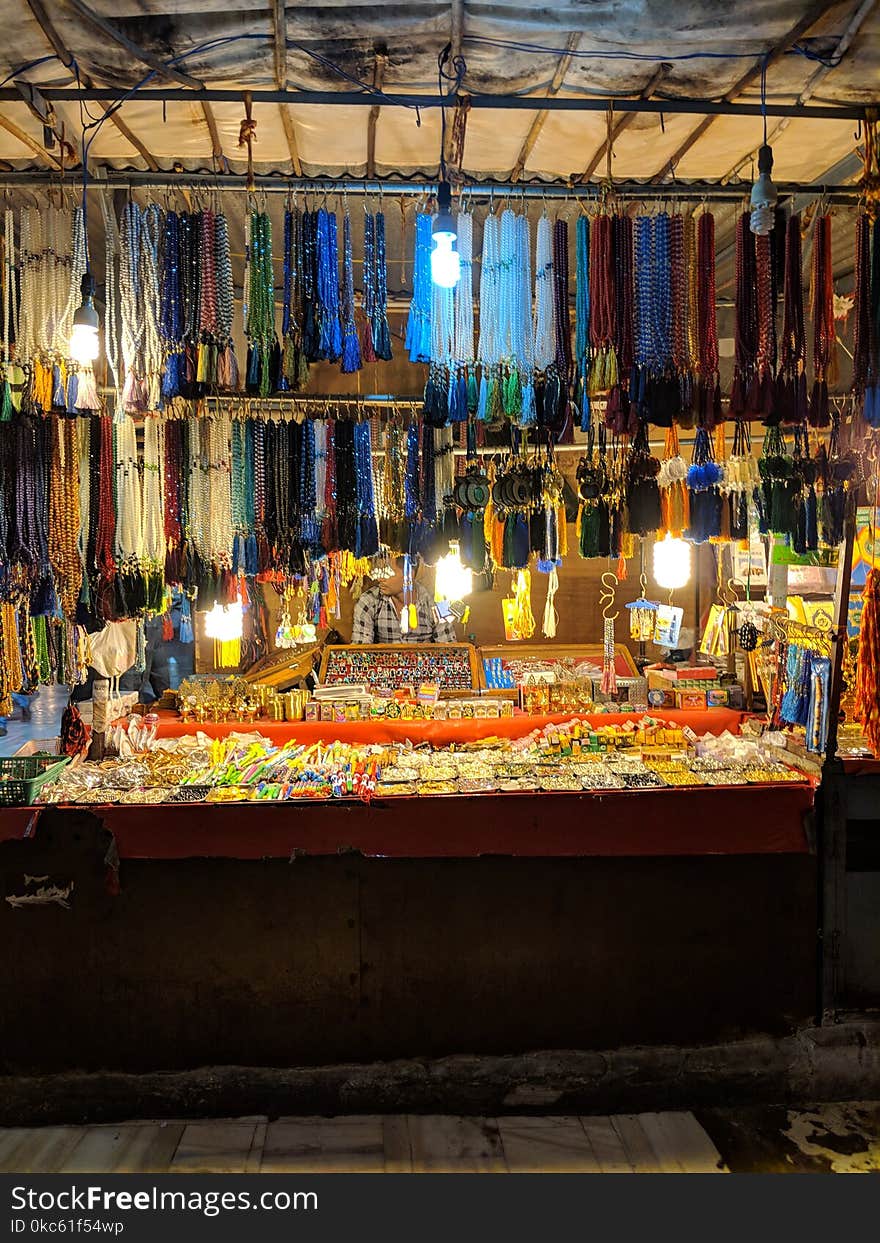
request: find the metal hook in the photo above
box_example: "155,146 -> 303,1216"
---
600,571 -> 619,621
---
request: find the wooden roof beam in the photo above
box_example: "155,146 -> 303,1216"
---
580,63 -> 671,182
59,0 -> 203,90
366,50 -> 388,179
650,1 -> 840,184
271,2 -> 303,176
511,32 -> 581,183
0,114 -> 64,168
442,0 -> 465,166
202,101 -> 226,171
25,0 -> 160,171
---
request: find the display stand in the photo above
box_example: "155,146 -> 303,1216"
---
318,643 -> 481,694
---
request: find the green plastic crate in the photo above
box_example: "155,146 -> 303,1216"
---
0,754 -> 70,806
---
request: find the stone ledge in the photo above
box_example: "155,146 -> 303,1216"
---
3,1023 -> 880,1126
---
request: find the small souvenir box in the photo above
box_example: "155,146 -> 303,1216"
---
676,690 -> 707,710
706,688 -> 729,707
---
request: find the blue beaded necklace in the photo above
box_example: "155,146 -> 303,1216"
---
405,213 -> 433,364
316,208 -> 342,363
340,210 -> 361,373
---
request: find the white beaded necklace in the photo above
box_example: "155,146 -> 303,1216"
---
114,412 -> 144,563
142,413 -> 165,567
61,208 -> 87,359
119,203 -> 145,406
477,212 -> 500,368
431,270 -> 455,369
2,209 -> 15,366
207,413 -> 233,565
140,205 -> 162,411
453,210 -> 474,368
101,193 -> 121,392
516,213 -> 534,377
19,209 -> 38,363
533,212 -> 556,373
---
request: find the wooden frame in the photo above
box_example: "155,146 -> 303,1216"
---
319,643 -> 481,693
477,643 -> 640,684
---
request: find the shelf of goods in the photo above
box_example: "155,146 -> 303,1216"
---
0,709 -> 815,862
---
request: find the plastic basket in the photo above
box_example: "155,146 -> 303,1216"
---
0,754 -> 70,806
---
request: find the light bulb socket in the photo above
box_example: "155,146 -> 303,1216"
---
73,271 -> 98,330
433,179 -> 456,238
757,143 -> 774,176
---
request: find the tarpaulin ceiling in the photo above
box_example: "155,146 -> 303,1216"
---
0,1 -> 877,184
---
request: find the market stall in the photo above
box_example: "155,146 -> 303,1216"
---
0,2 -> 879,1074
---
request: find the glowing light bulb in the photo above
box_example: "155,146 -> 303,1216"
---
203,601 -> 244,641
653,533 -> 692,591
434,540 -> 472,601
431,233 -> 461,289
69,322 -> 100,365
69,271 -> 100,365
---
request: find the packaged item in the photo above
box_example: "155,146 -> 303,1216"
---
706,688 -> 729,707
676,690 -> 707,710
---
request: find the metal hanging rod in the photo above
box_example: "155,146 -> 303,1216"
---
0,172 -> 862,202
0,87 -> 871,122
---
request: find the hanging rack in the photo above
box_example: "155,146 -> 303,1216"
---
0,172 -> 863,204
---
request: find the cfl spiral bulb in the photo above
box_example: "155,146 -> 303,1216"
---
749,144 -> 777,237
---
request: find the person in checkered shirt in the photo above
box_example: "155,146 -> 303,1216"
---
351,555 -> 457,644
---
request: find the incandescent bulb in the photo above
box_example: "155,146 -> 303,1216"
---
652,533 -> 692,591
434,540 -> 472,601
203,601 -> 244,641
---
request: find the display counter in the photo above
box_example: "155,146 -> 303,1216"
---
0,780 -> 812,860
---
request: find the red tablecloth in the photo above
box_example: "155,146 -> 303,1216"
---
0,782 -> 811,859
153,707 -> 746,746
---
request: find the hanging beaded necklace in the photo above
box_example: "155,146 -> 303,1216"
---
778,213 -> 806,425
372,209 -> 393,361
405,212 -> 433,364
730,212 -> 758,418
588,212 -> 617,394
453,209 -> 475,420
316,207 -> 342,364
552,218 -> 572,383
215,208 -> 238,390
809,213 -> 835,428
48,414 -> 82,618
160,209 -> 184,401
575,215 -> 591,431
245,209 -> 276,396
696,211 -> 720,427
340,208 -> 362,373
